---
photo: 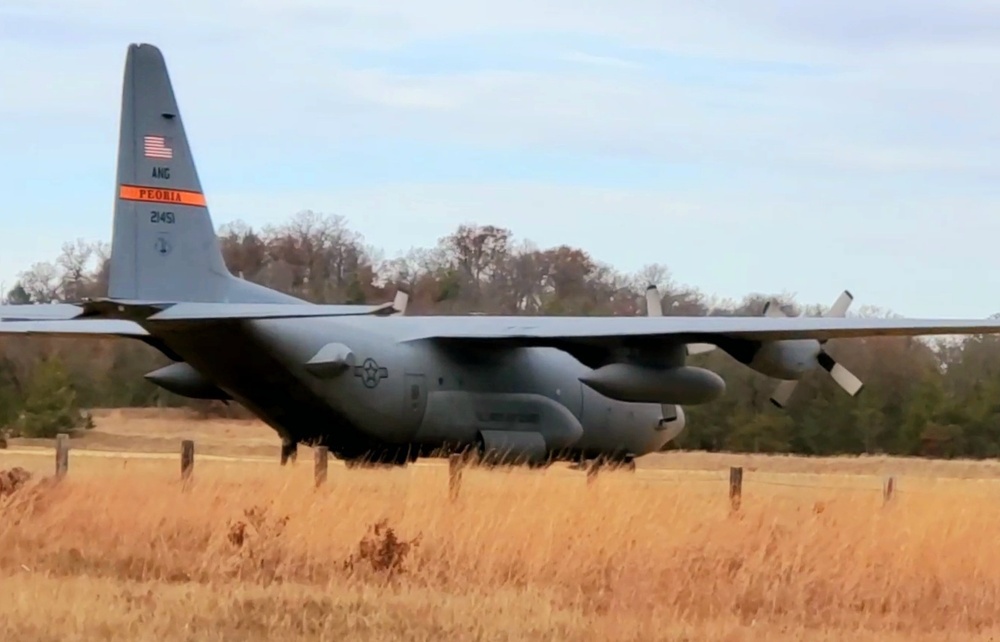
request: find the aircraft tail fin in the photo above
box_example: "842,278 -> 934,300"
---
108,43 -> 299,304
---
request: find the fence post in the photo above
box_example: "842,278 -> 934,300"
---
729,466 -> 743,511
449,453 -> 463,501
883,476 -> 895,504
181,439 -> 194,483
55,433 -> 69,479
314,446 -> 328,487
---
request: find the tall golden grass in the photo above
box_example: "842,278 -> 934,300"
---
2,450 -> 999,641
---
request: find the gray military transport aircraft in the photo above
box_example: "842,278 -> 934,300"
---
3,42 -> 1000,469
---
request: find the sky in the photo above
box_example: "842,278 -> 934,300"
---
1,1 -> 999,317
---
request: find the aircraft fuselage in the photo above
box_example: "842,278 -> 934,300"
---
150,315 -> 682,463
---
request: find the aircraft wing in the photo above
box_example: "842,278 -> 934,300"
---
6,303 -> 1000,343
393,315 -> 1000,344
0,319 -> 150,338
0,300 -> 400,324
0,303 -> 85,321
89,301 -> 1000,339
144,301 -> 397,321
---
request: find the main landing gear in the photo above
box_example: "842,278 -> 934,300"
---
571,453 -> 637,474
280,439 -> 298,465
342,446 -> 418,468
278,437 -> 415,468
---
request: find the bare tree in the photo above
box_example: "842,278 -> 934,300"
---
56,239 -> 95,301
18,262 -> 61,303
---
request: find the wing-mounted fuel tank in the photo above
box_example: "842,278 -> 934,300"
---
579,363 -> 725,405
144,362 -> 231,400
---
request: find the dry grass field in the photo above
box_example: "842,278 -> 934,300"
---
3,409 -> 1000,640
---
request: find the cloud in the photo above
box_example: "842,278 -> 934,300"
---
2,0 -> 997,176
739,0 -> 1000,49
0,0 -> 999,317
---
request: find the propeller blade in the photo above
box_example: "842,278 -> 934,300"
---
770,379 -> 798,408
686,343 -> 715,356
768,289 -> 861,407
825,290 -> 853,318
817,351 -> 863,396
645,285 -> 662,317
764,297 -> 799,406
829,362 -> 864,396
649,284 -> 715,355
763,299 -> 789,318
391,290 -> 409,316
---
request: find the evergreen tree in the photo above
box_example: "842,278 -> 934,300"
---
17,357 -> 84,438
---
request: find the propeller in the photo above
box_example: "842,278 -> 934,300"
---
766,290 -> 864,408
391,290 -> 409,316
645,284 -> 715,356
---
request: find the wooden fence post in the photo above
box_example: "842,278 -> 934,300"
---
449,453 -> 463,501
883,476 -> 895,504
729,466 -> 743,511
181,440 -> 194,482
314,446 -> 328,487
55,433 -> 69,479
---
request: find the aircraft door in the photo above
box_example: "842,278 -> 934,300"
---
404,373 -> 428,426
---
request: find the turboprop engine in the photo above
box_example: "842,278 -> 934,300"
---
743,290 -> 864,407
578,283 -> 730,406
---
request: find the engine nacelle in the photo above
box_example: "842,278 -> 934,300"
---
747,339 -> 822,380
477,430 -> 547,465
144,362 -> 230,400
579,363 -> 725,405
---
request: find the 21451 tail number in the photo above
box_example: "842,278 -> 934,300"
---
150,211 -> 175,224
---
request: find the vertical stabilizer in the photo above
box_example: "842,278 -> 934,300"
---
108,43 -> 299,304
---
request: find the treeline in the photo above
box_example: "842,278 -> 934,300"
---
3,210 -> 1000,458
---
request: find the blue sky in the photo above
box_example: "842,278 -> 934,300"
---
1,1 -> 999,317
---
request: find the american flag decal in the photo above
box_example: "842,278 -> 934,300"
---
144,135 -> 173,159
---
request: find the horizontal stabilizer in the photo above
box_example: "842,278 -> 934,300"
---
146,301 -> 398,321
0,319 -> 149,338
0,293 -> 405,327
0,303 -> 85,321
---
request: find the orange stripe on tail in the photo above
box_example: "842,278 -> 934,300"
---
119,184 -> 207,207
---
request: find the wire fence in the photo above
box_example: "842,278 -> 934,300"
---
11,433 -> 1000,506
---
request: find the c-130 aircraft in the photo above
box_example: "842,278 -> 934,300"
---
3,42 -> 1000,469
